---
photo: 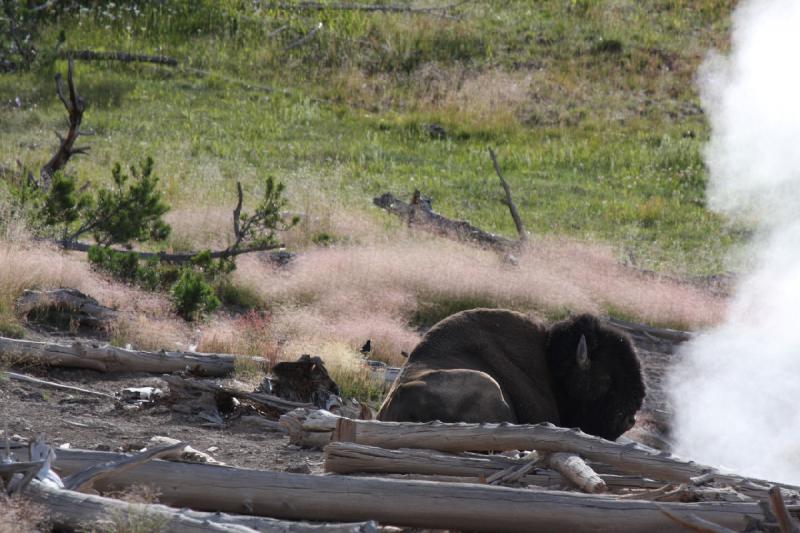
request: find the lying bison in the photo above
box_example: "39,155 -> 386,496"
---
377,309 -> 645,440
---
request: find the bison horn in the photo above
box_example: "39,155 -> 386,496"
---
576,335 -> 590,370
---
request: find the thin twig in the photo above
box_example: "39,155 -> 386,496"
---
286,22 -> 323,50
488,147 -> 527,242
4,372 -> 119,402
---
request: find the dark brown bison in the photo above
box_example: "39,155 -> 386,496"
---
377,309 -> 645,440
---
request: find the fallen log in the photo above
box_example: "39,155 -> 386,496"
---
284,409 -> 706,482
259,1 -> 463,18
373,191 -> 516,250
63,50 -> 179,66
285,410 -> 800,494
14,445 -> 774,532
0,335 -> 258,376
26,479 -> 376,533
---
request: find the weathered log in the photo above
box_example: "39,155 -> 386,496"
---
15,445 -> 790,532
373,191 -> 516,250
323,441 -> 663,490
0,335 -> 256,376
658,507 -> 739,533
548,452 -> 606,493
26,479 -> 376,533
22,452 -> 779,532
283,409 -> 708,483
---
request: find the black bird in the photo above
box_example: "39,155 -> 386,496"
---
360,339 -> 371,356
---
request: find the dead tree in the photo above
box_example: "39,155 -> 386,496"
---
40,57 -> 89,189
489,147 -> 527,242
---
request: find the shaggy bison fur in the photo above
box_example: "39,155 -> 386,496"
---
377,308 -> 645,440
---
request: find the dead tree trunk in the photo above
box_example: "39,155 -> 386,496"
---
40,58 -> 89,188
26,479 -> 377,533
0,335 -> 256,376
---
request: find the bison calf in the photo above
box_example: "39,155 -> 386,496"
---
377,308 -> 645,441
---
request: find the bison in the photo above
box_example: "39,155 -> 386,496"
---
377,308 -> 645,441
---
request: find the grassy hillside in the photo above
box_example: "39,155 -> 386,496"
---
1,1 -> 741,272
0,1 -> 737,390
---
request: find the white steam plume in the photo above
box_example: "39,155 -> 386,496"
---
669,0 -> 800,483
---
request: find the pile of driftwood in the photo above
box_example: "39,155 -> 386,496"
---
5,310 -> 799,531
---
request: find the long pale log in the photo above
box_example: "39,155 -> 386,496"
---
14,445 -> 786,533
285,410 -> 707,483
0,336 -> 257,376
25,479 -> 375,533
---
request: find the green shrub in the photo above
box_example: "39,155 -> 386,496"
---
171,268 -> 220,320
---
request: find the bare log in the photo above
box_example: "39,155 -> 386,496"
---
56,238 -> 291,265
283,409 -> 709,482
373,191 -> 516,250
548,452 -> 606,493
3,371 -> 118,402
26,479 -> 376,533
63,50 -> 179,66
323,441 -> 663,490
0,335 -> 255,376
488,148 -> 527,242
11,445 -> 769,532
259,1 -> 465,18
40,58 -> 88,188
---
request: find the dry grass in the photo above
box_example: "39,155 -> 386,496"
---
0,493 -> 47,533
235,223 -> 725,366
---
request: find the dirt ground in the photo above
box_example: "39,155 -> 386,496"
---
1,366 -> 324,474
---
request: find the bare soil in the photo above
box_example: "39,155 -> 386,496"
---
1,366 -> 323,475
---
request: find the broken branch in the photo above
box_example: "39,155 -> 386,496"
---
489,147 -> 527,242
40,57 -> 87,188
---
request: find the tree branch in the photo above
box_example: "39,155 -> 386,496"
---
489,147 -> 527,242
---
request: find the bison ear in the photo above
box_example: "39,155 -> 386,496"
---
576,335 -> 590,370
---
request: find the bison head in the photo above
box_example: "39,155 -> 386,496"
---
546,314 -> 645,440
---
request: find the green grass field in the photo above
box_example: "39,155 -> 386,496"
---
1,0 -> 743,276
